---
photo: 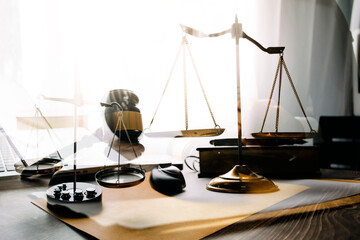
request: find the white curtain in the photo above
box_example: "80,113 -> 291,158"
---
0,0 -> 357,139
241,0 -> 355,137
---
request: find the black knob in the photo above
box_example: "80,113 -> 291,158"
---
53,188 -> 61,198
74,189 -> 84,201
86,187 -> 96,198
61,190 -> 71,200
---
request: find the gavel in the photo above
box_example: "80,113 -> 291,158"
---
103,89 -> 143,143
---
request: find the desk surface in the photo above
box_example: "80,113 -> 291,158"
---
0,169 -> 359,240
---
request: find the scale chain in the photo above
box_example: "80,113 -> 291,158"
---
275,56 -> 284,133
260,54 -> 315,134
148,38 -> 184,130
183,40 -> 189,130
260,56 -> 282,132
35,106 -> 62,159
119,114 -> 143,171
24,106 -> 63,164
282,58 -> 315,132
184,37 -> 219,128
104,110 -> 140,170
104,113 -> 122,168
148,36 -> 220,131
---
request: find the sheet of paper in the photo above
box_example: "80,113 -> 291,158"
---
89,181 -> 306,229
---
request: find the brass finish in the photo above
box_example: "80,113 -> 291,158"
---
106,111 -> 143,131
252,132 -> 317,139
179,128 -> 225,137
104,89 -> 143,142
206,165 -> 279,193
144,128 -> 225,138
253,54 -> 317,140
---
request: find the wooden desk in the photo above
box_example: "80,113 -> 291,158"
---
205,169 -> 360,239
0,169 -> 359,240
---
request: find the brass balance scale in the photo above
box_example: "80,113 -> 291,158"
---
147,16 -> 317,193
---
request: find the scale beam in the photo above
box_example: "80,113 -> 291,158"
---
242,32 -> 285,54
180,23 -> 285,55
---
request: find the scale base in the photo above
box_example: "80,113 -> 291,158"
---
47,182 -> 102,204
206,165 -> 279,193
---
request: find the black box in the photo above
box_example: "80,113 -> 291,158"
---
197,146 -> 319,178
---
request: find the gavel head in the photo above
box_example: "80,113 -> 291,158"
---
103,89 -> 143,142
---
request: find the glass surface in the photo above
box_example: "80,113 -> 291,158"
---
100,172 -> 144,184
95,167 -> 145,188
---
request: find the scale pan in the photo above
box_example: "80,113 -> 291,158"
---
95,167 -> 145,188
251,132 -> 317,139
145,128 -> 225,138
15,158 -> 63,177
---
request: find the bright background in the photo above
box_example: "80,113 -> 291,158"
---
0,0 -> 358,150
